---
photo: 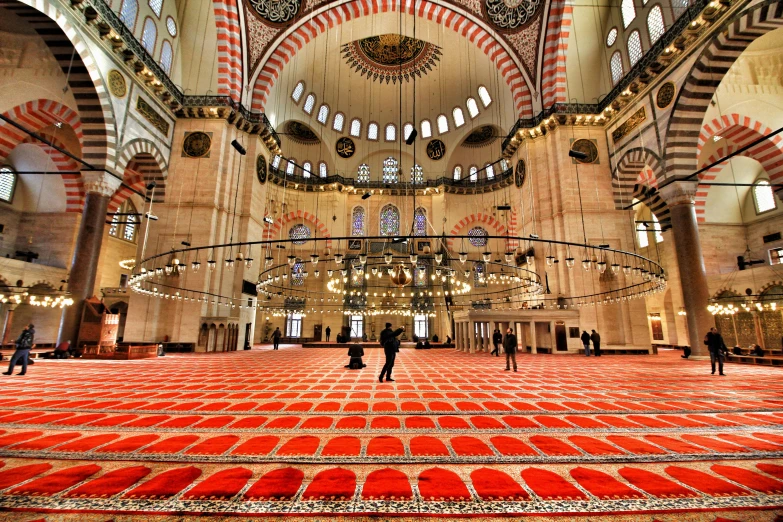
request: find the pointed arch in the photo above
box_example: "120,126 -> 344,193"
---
110,139 -> 169,211
18,134 -> 85,213
447,213 -> 507,250
611,147 -> 664,211
263,210 -> 333,248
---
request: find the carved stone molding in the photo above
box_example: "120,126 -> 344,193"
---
659,181 -> 699,207
81,172 -> 122,197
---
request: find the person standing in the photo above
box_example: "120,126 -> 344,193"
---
379,322 -> 405,382
580,330 -> 591,356
272,327 -> 282,350
590,330 -> 601,357
325,326 -> 331,342
706,327 -> 728,375
3,324 -> 34,376
491,328 -> 502,357
503,327 -> 518,372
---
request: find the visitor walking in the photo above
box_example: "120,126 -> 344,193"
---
580,330 -> 591,356
272,327 -> 281,350
590,329 -> 601,357
491,328 -> 502,357
503,327 -> 518,372
3,324 -> 34,376
325,326 -> 331,342
379,322 -> 405,382
706,327 -> 728,375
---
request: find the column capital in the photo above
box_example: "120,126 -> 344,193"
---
81,171 -> 122,197
658,181 -> 699,207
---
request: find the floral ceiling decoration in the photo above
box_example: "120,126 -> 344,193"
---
462,125 -> 497,147
341,34 -> 442,84
483,0 -> 544,31
285,121 -> 320,144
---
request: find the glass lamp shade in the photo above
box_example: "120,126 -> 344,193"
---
581,259 -> 591,271
287,256 -> 297,267
505,252 -> 514,264
225,259 -> 234,270
265,256 -> 273,267
565,257 -> 575,269
459,252 -> 468,264
384,253 -> 394,264
164,264 -> 173,275
191,261 -> 201,272
526,255 -> 534,265
282,273 -> 288,280
464,270 -> 471,279
177,263 -> 187,273
434,253 -> 443,264
623,265 -> 631,275
156,267 -> 164,275
546,255 -> 555,266
207,260 -> 216,271
244,258 -> 253,269
327,269 -> 334,277
482,252 -> 491,263
435,268 -> 442,276
597,261 -> 607,273
611,263 -> 620,274
311,254 -> 319,265
410,253 -> 418,263
334,253 -> 344,264
341,269 -> 348,276
359,254 -> 367,265
371,267 -> 378,275
387,267 -> 394,275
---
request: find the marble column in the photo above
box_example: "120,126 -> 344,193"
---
468,320 -> 475,353
530,321 -> 538,354
660,182 -> 714,356
58,172 -> 123,345
1,304 -> 17,346
455,323 -> 462,351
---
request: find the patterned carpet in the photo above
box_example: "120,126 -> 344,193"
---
0,346 -> 781,520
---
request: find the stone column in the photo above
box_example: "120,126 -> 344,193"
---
468,320 -> 475,353
455,322 -> 462,350
58,172 -> 123,345
660,182 -> 714,356
530,321 -> 538,354
1,304 -> 17,346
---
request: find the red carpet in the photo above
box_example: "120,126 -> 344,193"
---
0,347 -> 780,518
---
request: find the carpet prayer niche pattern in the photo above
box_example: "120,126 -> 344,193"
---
0,348 -> 780,520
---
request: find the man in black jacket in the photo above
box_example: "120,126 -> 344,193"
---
706,327 -> 728,375
503,327 -> 518,372
325,326 -> 331,342
580,330 -> 591,356
590,330 -> 601,357
491,328 -> 502,357
379,323 -> 405,382
3,324 -> 34,376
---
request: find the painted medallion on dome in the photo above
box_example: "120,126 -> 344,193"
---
285,121 -> 319,144
246,0 -> 300,25
483,0 -> 543,31
463,126 -> 496,147
342,34 -> 441,84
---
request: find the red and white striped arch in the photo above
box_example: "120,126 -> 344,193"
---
19,134 -> 85,213
447,212 -> 508,251
0,99 -> 82,163
696,114 -> 783,221
213,0 -> 243,100
109,139 -> 169,212
263,210 -> 333,249
249,0 -> 534,117
540,0 -> 572,107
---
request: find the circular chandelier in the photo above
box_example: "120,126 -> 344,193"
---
0,289 -> 74,308
127,234 -> 666,316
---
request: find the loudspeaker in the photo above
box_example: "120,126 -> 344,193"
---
405,128 -> 418,145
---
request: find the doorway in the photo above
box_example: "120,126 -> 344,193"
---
555,322 -> 568,351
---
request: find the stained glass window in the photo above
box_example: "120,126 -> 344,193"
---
272,155 -> 281,168
292,261 -> 305,286
411,164 -> 423,184
437,114 -> 449,134
357,163 -> 370,183
286,159 -> 296,175
485,163 -> 495,180
383,157 -> 399,184
109,199 -> 138,243
474,262 -> 487,287
148,0 -> 162,17
627,30 -> 643,67
478,86 -> 492,107
159,40 -> 173,74
421,120 -> 432,139
351,268 -> 363,287
352,206 -> 365,236
380,204 -> 400,236
289,224 -> 311,245
469,166 -> 478,182
333,112 -> 345,132
292,82 -> 304,102
453,165 -> 462,180
453,107 -> 465,128
647,5 -> 665,44
303,94 -> 316,114
0,166 -> 16,203
109,212 -> 119,237
302,161 -> 312,178
317,104 -> 329,124
141,17 -> 157,53
166,16 -> 177,36
414,207 -> 426,236
468,226 -> 488,247
319,162 -> 327,178
466,98 -> 479,118
606,27 -> 618,46
610,51 -> 623,85
415,263 -> 427,287
123,211 -> 137,242
119,0 -> 138,29
621,0 -> 636,27
500,159 -> 509,172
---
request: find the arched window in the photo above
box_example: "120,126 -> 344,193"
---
148,0 -> 162,17
647,5 -> 665,44
606,27 -> 618,46
453,165 -> 462,180
272,155 -> 281,169
289,224 -> 311,244
469,165 -> 478,182
0,166 -> 17,203
316,104 -> 329,124
500,159 -> 509,172
352,206 -> 366,236
382,157 -> 399,183
292,81 -> 305,103
478,86 -> 492,107
119,0 -> 138,29
414,263 -> 427,287
414,207 -> 426,236
652,213 -> 664,243
165,16 -> 177,37
453,107 -> 465,128
637,224 -> 649,248
421,119 -> 432,139
319,162 -> 327,178
474,262 -> 487,287
291,261 -> 305,286
332,112 -> 345,132
466,97 -> 479,118
754,180 -> 777,214
109,199 -> 138,243
367,122 -> 379,141
411,164 -> 423,184
468,226 -> 488,247
380,204 -> 400,236
357,163 -> 370,183
159,40 -> 173,74
627,30 -> 643,67
141,17 -> 157,54
302,161 -> 312,178
403,123 -> 414,141
286,158 -> 296,176
303,94 -> 316,114
385,123 -> 396,142
350,118 -> 361,137
436,114 -> 449,134
485,163 -> 495,179
610,51 -> 623,85
621,0 -> 636,28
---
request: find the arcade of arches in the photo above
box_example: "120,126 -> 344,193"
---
0,0 -> 782,517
